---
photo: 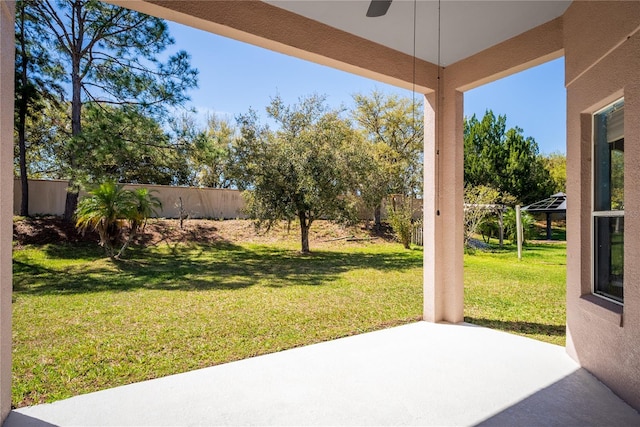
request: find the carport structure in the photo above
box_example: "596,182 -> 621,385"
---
1,1 -> 639,423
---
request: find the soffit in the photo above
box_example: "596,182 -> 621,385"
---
265,0 -> 571,66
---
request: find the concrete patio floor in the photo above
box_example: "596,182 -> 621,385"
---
4,321 -> 640,426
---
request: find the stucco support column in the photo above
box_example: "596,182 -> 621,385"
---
0,1 -> 14,422
423,79 -> 465,323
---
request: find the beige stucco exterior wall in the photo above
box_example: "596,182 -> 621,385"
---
0,1 -> 14,422
423,86 -> 464,323
447,17 -> 564,92
564,1 -> 640,410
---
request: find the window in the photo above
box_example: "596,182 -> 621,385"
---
593,100 -> 624,303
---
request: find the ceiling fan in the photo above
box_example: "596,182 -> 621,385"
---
366,0 -> 392,17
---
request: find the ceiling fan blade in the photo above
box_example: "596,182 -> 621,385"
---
366,0 -> 392,17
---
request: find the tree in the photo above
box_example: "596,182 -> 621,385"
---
30,0 -> 198,221
21,102 -> 196,187
503,207 -> 536,244
117,187 -> 162,256
464,110 -> 554,205
171,112 -> 236,188
387,195 -> 415,249
14,99 -> 69,180
541,152 -> 567,194
75,181 -> 161,259
14,0 -> 64,216
229,95 -> 368,254
463,185 -> 500,248
352,91 -> 423,227
196,114 -> 236,189
74,103 -> 188,186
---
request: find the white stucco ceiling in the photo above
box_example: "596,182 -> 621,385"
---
265,1 -> 571,66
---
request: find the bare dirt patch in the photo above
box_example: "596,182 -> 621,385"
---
13,216 -> 96,246
13,216 -> 395,249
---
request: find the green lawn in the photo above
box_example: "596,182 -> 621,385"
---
12,238 -> 567,408
12,241 -> 423,407
464,243 -> 567,346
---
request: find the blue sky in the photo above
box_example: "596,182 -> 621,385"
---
168,21 -> 566,155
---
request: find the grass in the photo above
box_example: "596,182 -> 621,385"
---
532,220 -> 567,241
12,233 -> 567,408
12,240 -> 423,407
464,242 -> 567,346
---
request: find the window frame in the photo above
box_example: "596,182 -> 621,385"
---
591,99 -> 624,306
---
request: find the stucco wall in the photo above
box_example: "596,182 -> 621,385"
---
564,1 -> 640,410
0,2 -> 14,422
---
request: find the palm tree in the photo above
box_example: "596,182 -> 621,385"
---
130,188 -> 162,232
75,182 -> 161,258
115,188 -> 162,258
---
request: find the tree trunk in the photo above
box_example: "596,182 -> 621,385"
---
64,190 -> 79,222
299,213 -> 310,254
19,163 -> 29,217
403,237 -> 411,250
63,24 -> 83,222
374,204 -> 382,230
63,69 -> 82,222
17,4 -> 29,216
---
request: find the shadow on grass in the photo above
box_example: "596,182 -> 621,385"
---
533,223 -> 567,241
465,316 -> 565,338
13,242 -> 423,296
470,241 -> 566,260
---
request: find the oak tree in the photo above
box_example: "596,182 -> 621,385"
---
230,95 -> 368,253
352,91 -> 423,227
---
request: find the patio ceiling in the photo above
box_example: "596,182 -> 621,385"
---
108,1 -> 567,92
265,0 -> 571,66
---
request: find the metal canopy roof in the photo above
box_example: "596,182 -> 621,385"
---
522,192 -> 566,213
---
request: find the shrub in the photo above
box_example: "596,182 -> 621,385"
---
75,182 -> 161,258
463,185 -> 500,247
503,207 -> 536,243
387,195 -> 414,249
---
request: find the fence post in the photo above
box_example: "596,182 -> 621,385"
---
498,207 -> 504,248
516,205 -> 523,260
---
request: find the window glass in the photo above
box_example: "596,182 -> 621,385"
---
594,216 -> 624,302
610,144 -> 624,210
594,105 -> 624,211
